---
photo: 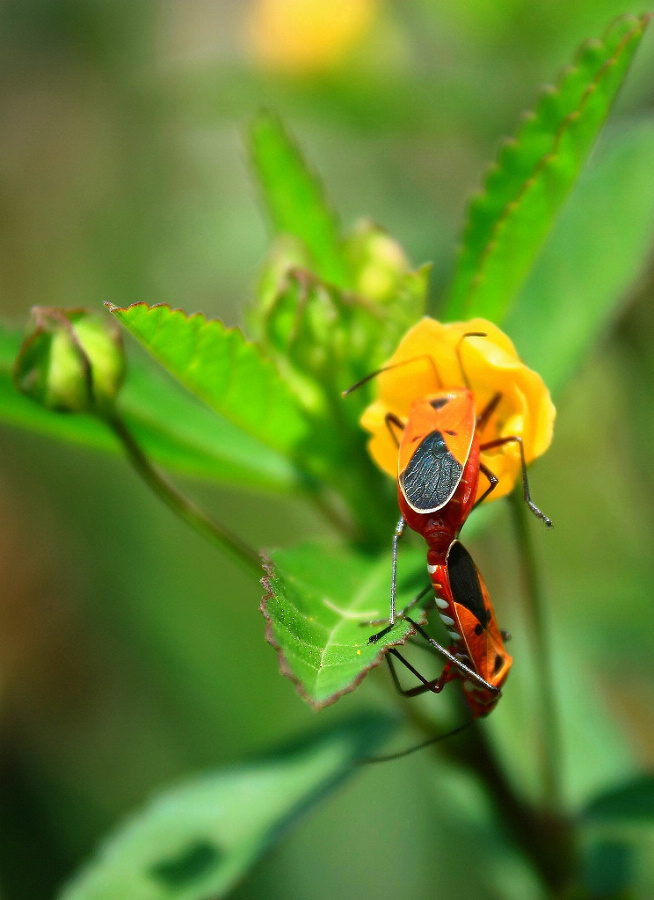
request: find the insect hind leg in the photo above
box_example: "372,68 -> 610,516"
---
385,649 -> 447,697
405,617 -> 500,695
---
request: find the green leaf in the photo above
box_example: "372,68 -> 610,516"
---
504,119 -> 654,394
341,220 -> 429,320
1,321 -> 299,492
250,112 -> 348,288
109,303 -> 309,455
58,714 -> 395,900
583,840 -> 634,898
582,774 -> 654,824
261,542 -> 430,708
444,14 -> 650,322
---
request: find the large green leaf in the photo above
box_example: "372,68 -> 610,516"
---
0,322 -> 299,491
250,112 -> 349,288
582,774 -> 654,825
504,120 -> 654,393
58,715 -> 394,900
444,14 -> 650,323
109,304 -> 309,455
261,542 -> 431,708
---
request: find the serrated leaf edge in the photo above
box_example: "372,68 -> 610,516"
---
107,301 -> 257,351
249,112 -> 347,288
453,13 -> 650,315
260,553 -> 422,710
107,301 -> 309,447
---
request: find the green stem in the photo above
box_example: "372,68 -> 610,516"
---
508,489 -> 563,811
103,410 -> 261,574
394,691 -> 577,894
306,486 -> 362,545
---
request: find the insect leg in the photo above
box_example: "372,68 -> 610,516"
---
479,435 -> 552,527
367,516 -> 407,644
384,412 -> 405,448
386,649 -> 446,697
362,583 -> 432,627
473,461 -> 499,508
476,391 -> 502,430
455,332 -> 488,389
389,515 -> 406,625
405,617 -> 500,695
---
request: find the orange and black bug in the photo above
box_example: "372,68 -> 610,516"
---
363,539 -> 512,762
345,333 -> 551,632
386,540 -> 512,718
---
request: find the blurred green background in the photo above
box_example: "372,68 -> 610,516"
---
2,1 -> 654,898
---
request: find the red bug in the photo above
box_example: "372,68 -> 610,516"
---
385,539 -> 512,718
345,333 -> 551,630
345,333 -> 549,718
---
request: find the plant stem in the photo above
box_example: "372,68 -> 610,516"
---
395,694 -> 577,894
307,488 -> 362,545
509,489 -> 563,811
446,719 -> 577,894
104,410 -> 261,574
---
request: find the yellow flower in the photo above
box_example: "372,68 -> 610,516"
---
360,317 -> 555,503
247,0 -> 376,75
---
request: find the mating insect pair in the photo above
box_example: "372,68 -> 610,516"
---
346,332 -> 551,721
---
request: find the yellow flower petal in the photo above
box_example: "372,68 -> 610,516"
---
360,317 -> 555,503
247,0 -> 376,75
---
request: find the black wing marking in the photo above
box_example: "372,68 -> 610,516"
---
400,430 -> 463,511
447,541 -> 489,628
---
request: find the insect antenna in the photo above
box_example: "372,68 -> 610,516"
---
359,717 -> 474,764
455,331 -> 487,389
342,354 -> 443,396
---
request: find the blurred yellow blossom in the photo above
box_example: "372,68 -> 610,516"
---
247,0 -> 376,75
360,317 -> 555,503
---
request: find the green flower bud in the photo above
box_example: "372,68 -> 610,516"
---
252,234 -> 314,325
343,220 -> 410,302
14,307 -> 125,414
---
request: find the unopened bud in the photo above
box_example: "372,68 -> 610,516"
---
343,220 -> 410,301
14,307 -> 125,414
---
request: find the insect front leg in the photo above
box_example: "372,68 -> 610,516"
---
367,515 -> 407,645
474,461 -> 499,508
384,412 -> 405,448
476,391 -> 502,430
390,515 -> 406,625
